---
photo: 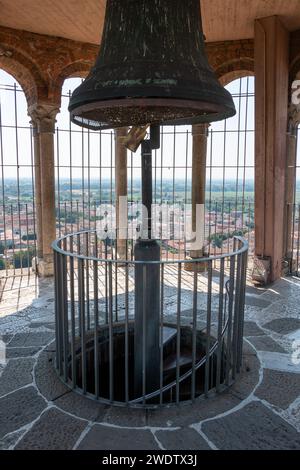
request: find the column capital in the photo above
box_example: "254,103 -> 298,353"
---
288,104 -> 300,132
28,103 -> 60,134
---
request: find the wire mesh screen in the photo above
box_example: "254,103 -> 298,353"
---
0,70 -> 36,280
55,77 -> 255,264
0,72 -> 254,282
291,125 -> 300,276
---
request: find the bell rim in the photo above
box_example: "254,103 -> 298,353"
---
69,97 -> 236,130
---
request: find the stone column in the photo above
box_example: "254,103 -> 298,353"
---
190,123 -> 209,259
115,127 -> 128,259
31,122 -> 43,260
29,104 -> 59,277
253,16 -> 290,284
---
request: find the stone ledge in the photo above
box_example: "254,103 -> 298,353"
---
34,341 -> 260,429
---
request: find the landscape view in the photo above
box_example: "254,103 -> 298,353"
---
0,72 -> 299,273
0,176 -> 255,271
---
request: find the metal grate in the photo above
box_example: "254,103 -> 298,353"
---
291,125 -> 300,276
0,71 -> 37,280
53,230 -> 248,407
55,77 -> 255,263
0,72 -> 254,283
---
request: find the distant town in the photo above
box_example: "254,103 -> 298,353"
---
0,177 -> 299,271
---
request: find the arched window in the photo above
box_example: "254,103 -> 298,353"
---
53,76 -> 255,262
207,76 -> 255,258
0,69 -> 36,277
55,77 -> 115,237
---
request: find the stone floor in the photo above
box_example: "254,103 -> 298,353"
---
0,273 -> 300,450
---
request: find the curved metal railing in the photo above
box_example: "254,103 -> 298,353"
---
53,231 -> 248,408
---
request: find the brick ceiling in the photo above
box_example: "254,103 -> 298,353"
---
0,0 -> 300,44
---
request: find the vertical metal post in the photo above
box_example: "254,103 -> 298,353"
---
78,258 -> 86,394
237,249 -> 248,371
69,237 -> 76,388
61,242 -> 69,382
125,262 -> 129,404
232,251 -> 242,379
54,251 -> 60,371
159,264 -> 164,405
134,240 -> 160,397
134,125 -> 161,398
191,270 -> 198,401
176,263 -> 182,404
205,260 -> 212,397
216,257 -> 225,392
108,263 -> 114,402
141,140 -> 153,239
225,255 -> 235,386
93,258 -> 99,399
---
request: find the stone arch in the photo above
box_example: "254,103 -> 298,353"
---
0,51 -> 47,107
216,58 -> 255,87
50,61 -> 94,105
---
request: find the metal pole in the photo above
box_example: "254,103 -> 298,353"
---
134,125 -> 161,398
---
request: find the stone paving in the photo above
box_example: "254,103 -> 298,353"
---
0,274 -> 300,450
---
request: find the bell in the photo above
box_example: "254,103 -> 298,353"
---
69,0 -> 236,130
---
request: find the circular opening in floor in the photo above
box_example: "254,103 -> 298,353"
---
67,323 -> 225,406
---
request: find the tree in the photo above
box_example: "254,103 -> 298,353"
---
22,233 -> 37,241
13,248 -> 35,269
0,258 -> 5,270
209,234 -> 227,249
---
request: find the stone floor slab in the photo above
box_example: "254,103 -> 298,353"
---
243,321 -> 266,337
259,351 -> 300,374
8,332 -> 54,348
228,351 -> 260,400
35,350 -> 69,401
101,406 -> 147,427
246,286 -> 267,296
146,393 -> 241,428
255,369 -> 300,409
77,425 -> 159,450
263,318 -> 300,335
0,429 -> 27,450
6,346 -> 41,359
249,335 -> 286,353
29,321 -> 56,331
202,401 -> 300,450
0,334 -> 13,344
15,408 -> 86,450
0,386 -> 46,439
0,358 -> 35,397
245,296 -> 271,308
155,428 -> 210,450
54,391 -> 106,422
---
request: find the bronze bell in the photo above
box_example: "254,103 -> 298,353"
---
69,0 -> 236,130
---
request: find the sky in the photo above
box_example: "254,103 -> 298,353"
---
0,68 -> 271,185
